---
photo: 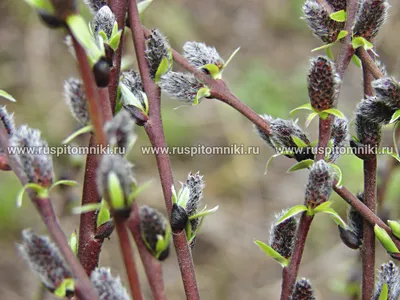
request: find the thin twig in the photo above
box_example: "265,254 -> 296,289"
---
356,47 -> 384,79
129,2 -> 200,299
108,0 -> 128,112
280,214 -> 313,299
114,216 -> 143,300
0,124 -> 99,300
128,202 -> 167,300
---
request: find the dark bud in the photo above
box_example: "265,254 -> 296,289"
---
95,219 -> 115,240
123,104 -> 149,126
338,226 -> 361,249
290,278 -> 316,300
269,213 -> 298,259
171,203 -> 188,232
293,146 -> 315,162
305,160 -> 333,209
37,9 -> 65,29
93,57 -> 111,87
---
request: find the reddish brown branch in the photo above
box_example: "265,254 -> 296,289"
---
280,214 -> 313,300
114,216 -> 143,300
357,47 -> 384,80
128,203 -> 167,300
129,2 -> 200,299
108,0 -> 128,112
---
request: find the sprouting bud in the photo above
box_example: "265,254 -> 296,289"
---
159,71 -> 207,104
374,261 -> 400,300
327,0 -> 347,11
354,114 -> 381,147
183,41 -> 224,70
139,205 -> 171,261
0,106 -> 15,136
269,212 -> 298,259
90,267 -> 130,300
104,109 -> 135,152
93,6 -> 116,39
10,126 -> 54,187
353,0 -> 389,42
121,70 -> 146,108
94,219 -> 115,240
329,117 -> 349,162
84,0 -> 107,14
145,29 -> 172,81
64,78 -> 90,126
290,278 -> 316,300
256,115 -> 313,161
338,226 -> 361,249
347,193 -> 364,243
305,160 -> 333,209
302,0 -> 345,44
372,77 -> 400,110
18,229 -> 73,292
97,155 -> 134,213
355,96 -> 395,125
308,56 -> 340,111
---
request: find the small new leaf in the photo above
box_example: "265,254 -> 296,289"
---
120,82 -> 146,113
188,205 -> 219,220
352,55 -> 362,68
16,183 -> 47,207
97,200 -> 111,227
68,231 -> 78,256
352,36 -> 374,50
276,205 -> 308,225
390,110 -> 400,124
221,47 -> 240,71
329,163 -> 343,187
374,224 -> 400,254
108,172 -> 124,210
138,0 -> 153,15
0,90 -> 16,102
379,283 -> 389,300
322,108 -> 345,119
54,278 -> 75,298
388,220 -> 400,240
292,135 -> 309,148
109,30 -> 122,51
289,103 -> 314,116
305,112 -> 319,127
155,57 -> 171,83
330,10 -> 346,22
320,207 -> 347,228
254,240 -> 289,267
264,153 -> 283,175
310,201 -> 332,214
288,159 -> 314,172
49,180 -> 78,192
193,87 -> 211,106
62,125 -> 93,145
72,203 -> 102,215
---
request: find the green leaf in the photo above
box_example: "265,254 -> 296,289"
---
326,47 -> 334,60
287,159 -> 314,172
292,135 -> 308,148
221,47 -> 240,71
120,82 -> 146,112
68,231 -> 78,256
319,111 -> 329,120
111,21 -> 118,38
189,205 -> 219,220
193,87 -> 211,106
322,108 -> 346,119
72,203 -> 102,215
329,10 -> 346,22
305,112 -> 319,127
329,163 -> 343,187
109,30 -> 122,51
352,36 -> 374,50
254,240 -> 289,267
310,201 -> 332,214
0,90 -> 16,102
108,172 -> 125,209
66,14 -> 103,63
388,220 -> 400,240
379,283 -> 389,300
97,30 -> 108,43
374,224 -> 400,254
390,109 -> 400,124
16,183 -> 47,207
54,278 -> 75,298
320,207 -> 347,228
96,200 -> 111,227
24,0 -> 54,13
337,30 -> 349,41
127,180 -> 153,203
61,125 -> 93,144
289,103 -> 313,116
312,43 -> 334,52
264,153 -> 282,175
171,185 -> 178,204
138,0 -> 153,15
276,205 -> 308,225
177,186 -> 190,207
49,180 -> 78,192
352,55 -> 362,68
200,64 -> 221,79
154,56 -> 171,83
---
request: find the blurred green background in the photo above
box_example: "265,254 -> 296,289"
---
1,0 -> 400,299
